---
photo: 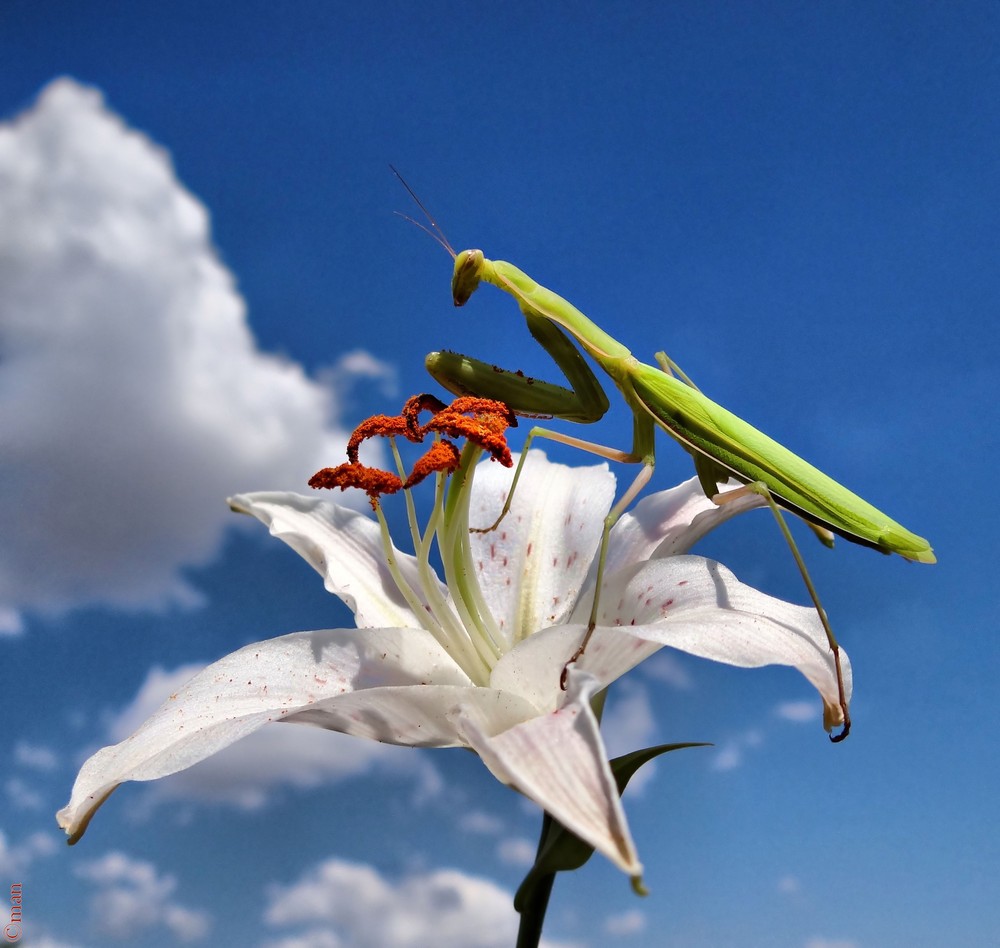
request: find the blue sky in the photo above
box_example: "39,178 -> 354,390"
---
1,3 -> 997,946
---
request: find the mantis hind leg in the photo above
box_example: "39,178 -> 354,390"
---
714,481 -> 851,742
655,351 -> 701,392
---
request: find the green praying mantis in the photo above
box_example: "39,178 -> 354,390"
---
395,175 -> 935,742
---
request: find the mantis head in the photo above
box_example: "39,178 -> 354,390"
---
452,249 -> 486,307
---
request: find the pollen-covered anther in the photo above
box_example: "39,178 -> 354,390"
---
419,396 -> 516,467
404,439 -> 462,489
314,394 -> 514,502
309,463 -> 403,506
401,393 -> 449,437
447,396 -> 519,427
346,414 -> 413,464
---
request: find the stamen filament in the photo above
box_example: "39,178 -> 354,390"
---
384,440 -> 492,680
416,468 -> 489,680
438,445 -> 507,666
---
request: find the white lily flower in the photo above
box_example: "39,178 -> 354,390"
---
57,450 -> 851,887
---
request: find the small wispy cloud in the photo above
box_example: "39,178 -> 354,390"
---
5,777 -> 45,812
603,908 -> 646,936
496,836 -> 536,867
14,741 -> 58,771
777,874 -> 801,895
710,729 -> 763,772
774,700 -> 818,723
0,607 -> 23,637
600,680 -> 660,794
640,651 -> 694,690
0,828 -> 57,875
458,810 -> 504,835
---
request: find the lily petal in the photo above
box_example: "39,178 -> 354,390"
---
468,453 -> 616,641
604,476 -> 765,574
456,667 -> 641,880
57,627 -> 476,842
490,624 -> 661,712
591,555 -> 852,724
229,492 -> 448,629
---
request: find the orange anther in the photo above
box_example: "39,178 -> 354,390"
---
309,464 -> 403,507
404,440 -> 462,489
312,394 -> 515,502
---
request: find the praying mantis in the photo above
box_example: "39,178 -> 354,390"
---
396,175 -> 935,741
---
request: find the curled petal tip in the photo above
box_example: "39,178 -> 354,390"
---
823,699 -> 851,743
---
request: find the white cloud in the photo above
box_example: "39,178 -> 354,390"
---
0,78 -> 381,625
264,932 -> 344,948
712,742 -> 744,772
458,810 -> 504,835
88,663 -> 441,819
9,935 -> 84,948
804,940 -> 859,948
777,874 -> 801,895
710,730 -> 763,772
261,858 -> 578,948
0,606 -> 24,636
14,740 -> 59,771
640,652 -> 693,690
496,836 -> 536,867
774,700 -> 818,723
5,777 -> 45,811
319,350 -> 397,402
601,680 -> 656,757
74,851 -> 211,942
603,908 -> 646,936
600,680 -> 660,795
0,828 -> 58,875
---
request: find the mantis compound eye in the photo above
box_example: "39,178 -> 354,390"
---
451,248 -> 484,306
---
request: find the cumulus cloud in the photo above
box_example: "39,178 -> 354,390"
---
88,663 -> 440,819
74,851 -> 211,942
0,78 -> 389,625
261,858 -> 579,948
